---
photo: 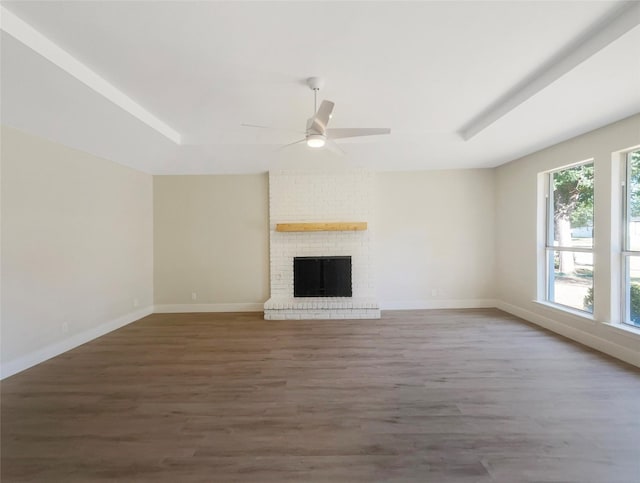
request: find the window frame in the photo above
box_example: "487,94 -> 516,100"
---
621,149 -> 640,327
543,160 -> 595,314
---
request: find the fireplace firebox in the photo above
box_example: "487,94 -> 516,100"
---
294,256 -> 352,297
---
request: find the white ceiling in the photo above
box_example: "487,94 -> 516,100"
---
1,1 -> 639,174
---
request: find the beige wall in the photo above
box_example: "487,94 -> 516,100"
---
1,126 -> 154,376
495,114 -> 640,367
154,170 -> 495,312
375,169 -> 496,308
153,175 -> 269,310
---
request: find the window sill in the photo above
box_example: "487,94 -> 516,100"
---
533,300 -> 595,322
602,322 -> 640,338
533,300 -> 640,338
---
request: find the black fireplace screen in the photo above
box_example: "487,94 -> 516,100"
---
293,256 -> 352,297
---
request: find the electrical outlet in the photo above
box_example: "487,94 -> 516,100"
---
61,322 -> 69,333
191,292 -> 197,301
133,298 -> 139,308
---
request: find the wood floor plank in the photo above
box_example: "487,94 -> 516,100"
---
2,309 -> 639,482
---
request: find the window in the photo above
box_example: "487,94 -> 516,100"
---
544,162 -> 594,313
622,149 -> 640,327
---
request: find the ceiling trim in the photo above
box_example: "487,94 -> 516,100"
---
0,6 -> 182,144
459,1 -> 640,141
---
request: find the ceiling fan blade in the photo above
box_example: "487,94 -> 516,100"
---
241,123 -> 304,134
326,128 -> 391,139
308,100 -> 335,134
276,138 -> 307,152
326,139 -> 345,156
316,100 -> 335,126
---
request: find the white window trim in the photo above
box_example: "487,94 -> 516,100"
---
621,148 -> 640,328
540,160 -> 595,315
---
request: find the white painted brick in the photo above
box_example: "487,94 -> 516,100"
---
265,169 -> 379,319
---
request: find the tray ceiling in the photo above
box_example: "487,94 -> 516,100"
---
1,1 -> 639,174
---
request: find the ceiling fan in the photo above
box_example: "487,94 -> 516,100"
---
242,77 -> 391,152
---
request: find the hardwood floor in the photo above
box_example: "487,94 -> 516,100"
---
2,309 -> 639,482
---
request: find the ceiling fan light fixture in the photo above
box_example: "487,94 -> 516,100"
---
306,134 -> 326,148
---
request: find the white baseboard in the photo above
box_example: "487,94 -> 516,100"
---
496,300 -> 640,368
154,303 -> 264,313
0,306 -> 154,380
380,299 -> 497,311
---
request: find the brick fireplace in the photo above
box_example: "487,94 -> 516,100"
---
263,168 -> 380,320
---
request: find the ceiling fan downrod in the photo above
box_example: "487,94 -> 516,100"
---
307,77 -> 325,115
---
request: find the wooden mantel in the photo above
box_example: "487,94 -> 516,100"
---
275,222 -> 367,232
